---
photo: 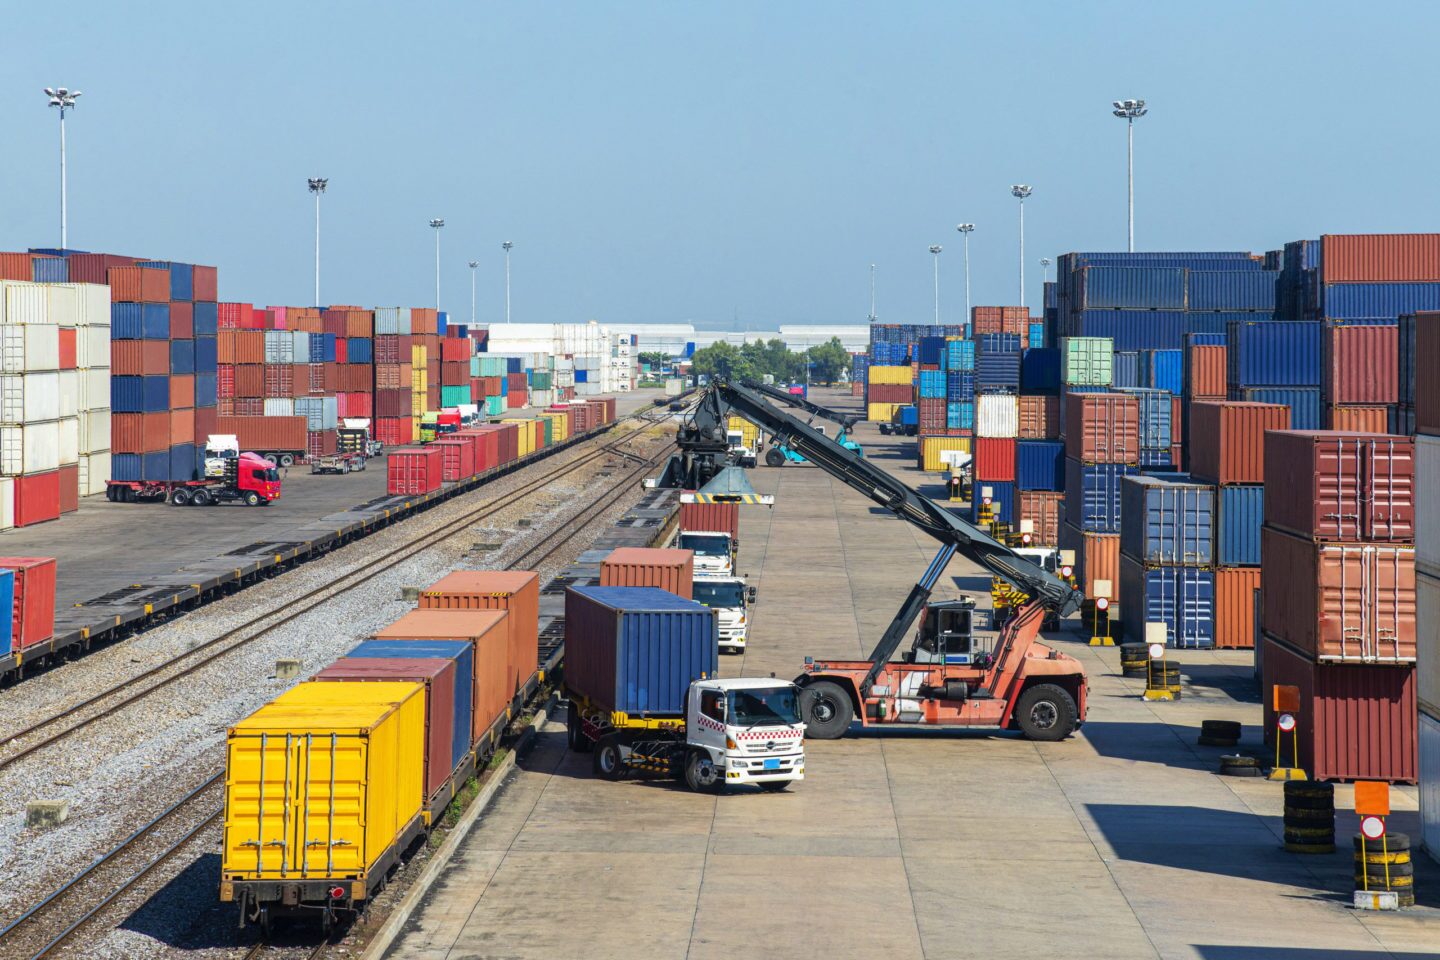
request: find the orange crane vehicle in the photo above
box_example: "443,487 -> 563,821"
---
657,379 -> 1088,741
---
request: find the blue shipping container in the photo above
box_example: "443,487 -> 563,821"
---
564,586 -> 718,716
1020,348 -> 1061,393
169,444 -> 198,482
347,639 -> 474,767
1231,387 -> 1322,430
140,304 -> 170,340
195,372 -> 217,408
1028,321 -> 1045,349
1187,271 -> 1277,311
32,257 -> 68,283
1113,351 -> 1143,388
975,352 -> 1020,389
978,333 -> 1022,354
946,402 -> 973,431
1119,558 -> 1215,648
1016,441 -> 1065,492
1322,282 -> 1440,321
349,337 -> 374,364
1217,484 -> 1263,566
945,370 -> 975,402
1079,267 -> 1187,310
111,376 -> 170,413
0,569 -> 14,656
195,335 -> 218,373
1119,475 -> 1214,566
169,339 -> 195,375
110,303 -> 144,340
898,406 -> 918,427
1226,320 -> 1320,386
918,369 -> 946,399
138,261 -> 194,301
969,480 -> 1016,525
1147,349 -> 1183,395
945,339 -> 975,371
192,300 -> 218,336
918,336 -> 947,365
1118,387 -> 1172,449
1063,459 -> 1137,533
1069,310 -> 1190,351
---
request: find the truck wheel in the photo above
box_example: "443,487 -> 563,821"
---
171,489 -> 192,506
567,702 -> 592,753
278,454 -> 295,467
191,488 -> 212,506
798,681 -> 853,739
684,750 -> 721,793
244,491 -> 261,507
1015,683 -> 1078,742
592,736 -> 624,780
764,448 -> 785,467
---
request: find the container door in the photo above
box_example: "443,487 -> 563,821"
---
293,732 -> 369,878
224,732 -> 299,879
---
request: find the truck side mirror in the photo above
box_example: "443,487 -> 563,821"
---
747,587 -> 757,603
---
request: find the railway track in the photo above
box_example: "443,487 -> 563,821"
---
0,410 -> 672,774
0,421 -> 674,960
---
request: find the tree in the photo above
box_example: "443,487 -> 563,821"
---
807,337 -> 851,385
690,340 -> 746,380
638,351 -> 670,368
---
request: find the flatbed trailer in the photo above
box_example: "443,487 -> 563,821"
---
310,452 -> 368,475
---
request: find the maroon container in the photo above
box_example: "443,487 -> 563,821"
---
1261,526 -> 1416,663
434,436 -> 476,480
310,657 -> 458,798
234,365 -> 264,398
215,416 -> 307,455
387,446 -> 443,495
442,360 -> 469,386
263,364 -> 293,398
1017,395 -> 1059,439
1189,401 -> 1290,484
974,437 -> 1016,482
1264,431 -> 1414,542
1064,393 -> 1140,465
67,253 -> 135,284
867,383 -> 913,404
1416,313 -> 1440,435
917,398 -> 946,433
57,464 -> 78,515
375,388 -> 412,418
1016,491 -> 1063,546
374,418 -> 413,446
306,430 -> 337,459
191,265 -> 218,302
1324,324 -> 1397,405
1261,633 -> 1417,783
473,423 -> 518,463
1321,234 -> 1440,283
169,301 -> 194,340
0,556 -> 58,647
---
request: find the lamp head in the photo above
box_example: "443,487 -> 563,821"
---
929,245 -> 942,255
430,219 -> 445,228
956,223 -> 975,234
1011,185 -> 1032,199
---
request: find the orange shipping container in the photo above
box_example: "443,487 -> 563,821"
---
169,375 -> 194,410
1321,233 -> 1440,283
107,265 -> 170,303
1326,405 -> 1390,433
234,364 -> 264,398
1213,567 -> 1261,649
1061,523 -> 1120,603
373,609 -> 511,744
170,407 -> 195,445
1064,393 -> 1140,464
1185,343 -> 1227,398
418,570 -> 540,697
599,547 -> 695,598
1016,491 -> 1063,546
1017,395 -> 1060,439
1188,401 -> 1291,484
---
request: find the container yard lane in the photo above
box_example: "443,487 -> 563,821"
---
381,388 -> 1437,960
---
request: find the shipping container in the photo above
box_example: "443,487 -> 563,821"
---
432,437 -> 476,481
1216,484 -> 1263,566
599,547 -> 695,599
1064,459 -> 1136,534
1060,523 -> 1121,603
387,446 -> 443,496
678,501 -> 740,540
973,393 -> 1018,438
1014,440 -> 1064,491
1016,491 -> 1063,546
1264,431 -> 1414,542
1061,337 -> 1113,385
419,570 -> 540,696
1324,324 -> 1398,404
1413,312 -> 1440,433
373,610 -> 510,742
1078,266 -> 1186,309
1262,527 -> 1415,663
969,480 -> 1015,525
1227,320 -> 1320,386
1019,348 -> 1061,393
0,556 -> 58,649
974,437 -> 1016,482
1188,401 -> 1291,484
222,683 -> 426,882
1417,572 -> 1440,710
1321,234 -> 1440,283
1261,634 -> 1417,783
1064,393 -> 1140,464
1232,387 -> 1323,431
1120,557 -> 1215,648
917,435 -> 970,473
344,640 -> 473,760
1418,436 -> 1440,576
1016,395 -> 1059,439
213,416 -> 306,457
1184,342 -> 1227,398
13,472 -> 60,528
0,569 -> 15,655
1420,712 -> 1440,854
1214,566 -> 1260,649
1120,475 -> 1214,566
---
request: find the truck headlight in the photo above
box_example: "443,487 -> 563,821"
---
726,736 -> 737,750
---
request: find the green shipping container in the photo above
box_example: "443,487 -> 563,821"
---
531,371 -> 553,390
469,356 -> 482,377
476,357 -> 509,377
539,417 -> 553,446
441,385 -> 471,407
1061,337 -> 1114,386
484,395 -> 506,416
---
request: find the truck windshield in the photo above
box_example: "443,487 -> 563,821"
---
693,580 -> 744,608
728,687 -> 801,727
727,432 -> 744,446
679,534 -> 729,558
265,468 -> 280,481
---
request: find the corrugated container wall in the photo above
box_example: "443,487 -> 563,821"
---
1189,402 -> 1290,484
1263,431 -> 1414,542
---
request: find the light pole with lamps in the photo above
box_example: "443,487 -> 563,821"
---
1112,99 -> 1147,252
45,87 -> 81,249
929,245 -> 943,325
956,224 -> 975,327
429,219 -> 445,310
1011,185 -> 1032,307
307,178 -> 327,306
868,263 -> 877,322
502,241 -> 513,324
468,260 -> 480,325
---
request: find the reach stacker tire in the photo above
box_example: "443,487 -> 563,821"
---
1015,683 -> 1077,742
764,448 -> 785,467
798,680 -> 853,739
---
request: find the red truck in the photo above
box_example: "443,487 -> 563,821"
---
106,452 -> 282,506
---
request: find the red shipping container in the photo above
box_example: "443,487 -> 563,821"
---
866,383 -> 913,404
110,342 -> 145,376
346,311 -> 374,338
169,301 -> 194,340
306,430 -> 337,459
917,397 -> 947,433
232,398 -> 264,416
216,416 -> 308,455
851,381 -> 864,397
1017,395 -> 1059,439
143,341 -> 170,376
1064,393 -> 1140,465
433,436 -> 476,480
411,308 -> 438,335
57,464 -> 78,514
971,306 -> 1003,335
66,253 -> 134,284
0,557 -> 57,647
507,391 -> 523,410
1185,344 -> 1227,398
375,364 -> 405,390
1321,234 -> 1440,283
236,331 -> 265,364
234,365 -> 264,398
1261,634 -> 1417,783
107,265 -> 169,303
418,571 -> 539,698
1327,405 -> 1389,433
974,437 -> 1016,482
262,364 -> 293,399
441,338 -> 471,362
1016,491 -> 1063,546
474,423 -> 519,463
1324,324 -> 1397,405
217,302 -> 251,330
456,429 -> 499,472
322,310 -> 347,337
1213,567 -> 1260,650
291,364 -> 309,399
679,500 -> 741,540
1188,401 -> 1291,484
599,547 -> 695,598
374,417 -> 413,446
13,472 -> 60,529
57,328 -> 76,370
334,338 -> 348,364
442,360 -> 469,386
338,392 -> 373,419
1261,526 -> 1416,663
169,376 -> 194,410
243,308 -> 268,330
111,412 -> 169,453
387,446 -> 443,495
1264,431 -> 1414,542
375,388 -> 411,418
170,407 -> 195,445
1414,313 -> 1440,434
311,657 -> 457,797
0,253 -> 35,281
195,406 -> 216,443
192,265 -> 218,301
375,334 -> 401,364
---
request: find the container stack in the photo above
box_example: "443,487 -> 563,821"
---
1060,378 -> 1138,609
1181,332 -> 1227,471
1260,429 -> 1419,782
1118,474 -> 1215,648
1324,323 -> 1397,432
1226,320 -> 1322,429
1412,314 -> 1440,854
1014,344 -> 1062,545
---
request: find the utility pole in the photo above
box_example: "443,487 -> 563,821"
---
468,260 -> 480,324
956,223 -> 974,329
929,245 -> 943,325
502,241 -> 514,323
868,263 -> 877,322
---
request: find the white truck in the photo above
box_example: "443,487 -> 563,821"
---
678,530 -> 736,577
571,677 -> 805,792
692,576 -> 756,653
726,428 -> 757,468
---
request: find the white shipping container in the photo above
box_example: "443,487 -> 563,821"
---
78,324 -> 110,369
1421,710 -> 1440,864
1417,434 -> 1440,577
1,281 -> 51,325
79,409 -> 111,454
263,398 -> 294,417
976,394 -> 1020,438
80,369 -> 109,412
554,356 -> 574,371
57,370 -> 78,418
0,420 -> 61,475
0,324 -> 59,373
58,415 -> 79,464
73,283 -> 111,328
374,307 -> 412,336
78,451 -> 110,497
0,476 -> 12,529
46,283 -> 80,326
0,372 -> 60,424
529,389 -> 553,407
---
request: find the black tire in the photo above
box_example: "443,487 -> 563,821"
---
1285,841 -> 1335,854
1356,848 -> 1412,865
1286,782 -> 1335,801
1015,683 -> 1078,741
191,488 -> 212,506
1355,861 -> 1414,879
1283,806 -> 1336,822
1353,832 -> 1409,851
1283,793 -> 1335,811
592,735 -> 624,781
684,750 -> 722,793
798,681 -> 853,740
758,780 -> 790,792
1201,720 -> 1243,739
567,702 -> 592,753
279,454 -> 295,467
244,491 -> 261,507
171,489 -> 192,506
105,485 -> 117,503
1284,825 -> 1336,840
764,448 -> 785,467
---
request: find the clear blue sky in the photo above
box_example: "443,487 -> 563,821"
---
0,3 -> 1434,328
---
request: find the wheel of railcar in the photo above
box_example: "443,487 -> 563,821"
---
798,680 -> 853,739
593,735 -> 624,780
684,750 -> 721,793
1015,683 -> 1077,741
764,447 -> 785,467
171,488 -> 192,506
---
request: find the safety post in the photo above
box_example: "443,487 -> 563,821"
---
977,485 -> 994,535
1353,781 -> 1403,910
1267,684 -> 1307,781
1141,622 -> 1176,701
1089,579 -> 1114,647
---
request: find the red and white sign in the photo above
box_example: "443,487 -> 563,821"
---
1147,643 -> 1165,661
1277,713 -> 1296,733
1061,565 -> 1073,579
1095,597 -> 1110,611
1360,815 -> 1386,840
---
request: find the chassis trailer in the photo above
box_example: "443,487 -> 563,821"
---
107,453 -> 282,505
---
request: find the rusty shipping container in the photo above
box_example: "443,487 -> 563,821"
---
1415,313 -> 1440,434
1017,395 -> 1060,439
1213,567 -> 1261,649
599,547 -> 695,599
214,415 -> 307,454
678,501 -> 740,540
419,570 -> 540,697
1016,491 -> 1063,546
373,609 -> 510,744
1064,393 -> 1140,465
1261,634 -> 1417,783
1189,401 -> 1291,484
1261,526 -> 1416,663
1264,431 -> 1414,542
1321,233 -> 1440,283
1324,324 -> 1398,405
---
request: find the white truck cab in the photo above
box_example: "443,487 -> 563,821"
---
726,429 -> 757,468
692,576 -> 756,653
679,530 -> 735,577
204,434 -> 240,478
681,678 -> 805,791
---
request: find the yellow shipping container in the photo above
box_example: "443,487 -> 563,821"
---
867,365 -> 914,385
504,418 -> 536,456
540,412 -> 569,442
411,343 -> 428,368
868,402 -> 901,423
920,436 -> 971,472
726,416 -> 760,448
222,681 -> 426,885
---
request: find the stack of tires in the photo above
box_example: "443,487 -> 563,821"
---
1354,832 -> 1414,907
1119,644 -> 1149,678
1197,719 -> 1240,747
1145,661 -> 1182,698
1282,781 -> 1335,854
